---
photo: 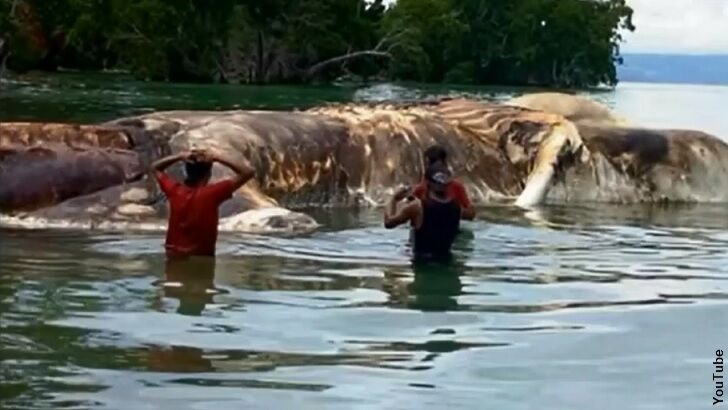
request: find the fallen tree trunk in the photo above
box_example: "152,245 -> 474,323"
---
302,28 -> 410,82
303,50 -> 391,81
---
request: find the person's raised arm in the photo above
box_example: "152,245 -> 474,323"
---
384,186 -> 419,229
152,152 -> 189,173
151,152 -> 190,195
205,149 -> 255,190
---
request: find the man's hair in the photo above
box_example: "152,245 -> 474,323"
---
423,145 -> 448,166
184,161 -> 212,186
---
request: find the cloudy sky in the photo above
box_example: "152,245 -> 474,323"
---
622,0 -> 728,54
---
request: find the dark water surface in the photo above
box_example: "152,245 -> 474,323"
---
4,71 -> 728,137
2,74 -> 728,409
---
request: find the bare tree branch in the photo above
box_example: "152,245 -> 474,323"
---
214,56 -> 232,83
302,27 -> 412,81
127,23 -> 153,43
0,38 -> 7,81
10,0 -> 19,17
376,27 -> 411,52
304,50 -> 391,79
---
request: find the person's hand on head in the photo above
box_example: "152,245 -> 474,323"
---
179,150 -> 193,161
189,148 -> 212,163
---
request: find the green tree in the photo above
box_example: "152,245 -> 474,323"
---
450,0 -> 634,87
382,0 -> 467,82
1,0 -> 635,88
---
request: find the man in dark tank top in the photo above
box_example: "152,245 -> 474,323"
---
384,163 -> 461,262
413,145 -> 476,221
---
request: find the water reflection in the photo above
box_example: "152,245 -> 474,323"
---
3,201 -> 728,409
145,344 -> 414,375
407,261 -> 464,312
155,257 -> 222,316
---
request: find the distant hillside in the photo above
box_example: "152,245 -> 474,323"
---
618,54 -> 728,85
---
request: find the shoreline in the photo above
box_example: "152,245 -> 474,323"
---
7,68 -> 728,91
1,68 -> 616,93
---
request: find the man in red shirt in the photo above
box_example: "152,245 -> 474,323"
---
412,145 -> 476,220
152,148 -> 254,257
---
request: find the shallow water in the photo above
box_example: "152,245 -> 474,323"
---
2,76 -> 728,409
2,204 -> 728,409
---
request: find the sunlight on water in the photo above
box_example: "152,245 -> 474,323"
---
2,205 -> 727,409
3,76 -> 728,409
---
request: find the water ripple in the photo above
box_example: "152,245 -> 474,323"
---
2,204 -> 728,409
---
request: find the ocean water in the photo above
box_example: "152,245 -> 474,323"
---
1,75 -> 727,409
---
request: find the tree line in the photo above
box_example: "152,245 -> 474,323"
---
0,0 -> 635,88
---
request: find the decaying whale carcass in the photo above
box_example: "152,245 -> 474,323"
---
0,123 -> 150,212
0,99 -> 584,232
2,93 -> 728,234
106,99 -> 583,205
509,93 -> 728,203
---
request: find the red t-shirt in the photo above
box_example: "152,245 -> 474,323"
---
155,172 -> 237,257
413,179 -> 472,209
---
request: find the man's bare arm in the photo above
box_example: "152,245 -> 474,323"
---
206,150 -> 255,189
461,206 -> 476,220
152,152 -> 189,172
384,186 -> 419,229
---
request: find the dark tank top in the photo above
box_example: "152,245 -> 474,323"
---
412,197 -> 461,261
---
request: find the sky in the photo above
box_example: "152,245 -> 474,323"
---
622,0 -> 728,54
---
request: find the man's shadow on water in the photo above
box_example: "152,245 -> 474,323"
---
407,259 -> 464,311
146,257 -> 228,373
155,256 -> 227,316
154,226 -> 476,315
403,228 -> 474,312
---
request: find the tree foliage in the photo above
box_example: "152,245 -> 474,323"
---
0,0 -> 634,87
